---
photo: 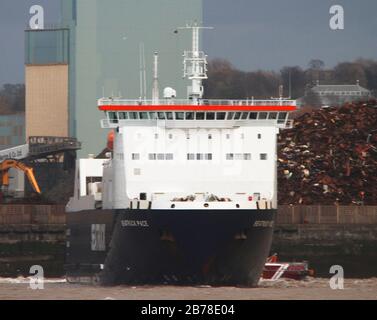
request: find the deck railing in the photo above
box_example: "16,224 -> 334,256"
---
98,98 -> 297,107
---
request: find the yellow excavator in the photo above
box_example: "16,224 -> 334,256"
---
0,159 -> 41,195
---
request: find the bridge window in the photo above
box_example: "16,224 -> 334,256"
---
244,153 -> 252,160
205,154 -> 212,160
157,154 -> 165,160
206,112 -> 215,120
268,112 -> 277,120
149,153 -> 157,160
118,112 -> 128,120
241,112 -> 249,120
149,112 -> 157,120
166,153 -> 174,160
175,112 -> 184,120
260,153 -> 268,160
186,112 -> 195,120
249,112 -> 258,120
234,112 -> 242,120
278,112 -> 288,123
166,112 -> 173,120
157,112 -> 165,120
108,112 -> 118,123
216,112 -> 226,120
258,112 -> 268,120
129,112 -> 139,120
187,153 -> 195,160
140,112 -> 149,120
196,112 -> 205,120
227,112 -> 234,120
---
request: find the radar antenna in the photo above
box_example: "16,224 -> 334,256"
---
178,21 -> 213,103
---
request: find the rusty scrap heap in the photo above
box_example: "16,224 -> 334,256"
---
278,101 -> 377,205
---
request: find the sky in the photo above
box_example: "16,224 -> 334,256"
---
1,0 -> 377,86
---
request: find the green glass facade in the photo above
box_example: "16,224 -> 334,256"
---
61,0 -> 202,156
25,29 -> 70,65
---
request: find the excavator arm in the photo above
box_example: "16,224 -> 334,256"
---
0,160 -> 41,194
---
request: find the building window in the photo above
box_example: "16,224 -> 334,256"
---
187,153 -> 195,160
240,133 -> 245,139
205,154 -> 212,160
132,153 -> 140,160
157,154 -> 165,160
258,134 -> 262,139
244,153 -> 252,160
134,168 -> 141,176
168,133 -> 173,139
235,153 -> 243,160
260,153 -> 268,160
208,134 -> 212,140
154,133 -> 159,139
149,153 -> 157,160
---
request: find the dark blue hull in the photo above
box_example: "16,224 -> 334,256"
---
66,209 -> 276,286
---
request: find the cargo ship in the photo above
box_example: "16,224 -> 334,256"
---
65,23 -> 296,286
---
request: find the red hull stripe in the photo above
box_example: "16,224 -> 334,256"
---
99,105 -> 297,112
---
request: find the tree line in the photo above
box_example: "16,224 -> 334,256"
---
1,58 -> 377,115
204,58 -> 377,100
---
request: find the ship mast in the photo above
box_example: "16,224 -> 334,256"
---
152,52 -> 159,104
180,22 -> 212,104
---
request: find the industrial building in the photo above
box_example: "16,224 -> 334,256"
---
58,0 -> 202,156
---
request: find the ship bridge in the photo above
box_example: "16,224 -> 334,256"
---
98,98 -> 296,129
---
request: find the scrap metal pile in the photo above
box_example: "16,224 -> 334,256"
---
278,101 -> 377,205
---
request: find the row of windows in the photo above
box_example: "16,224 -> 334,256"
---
130,153 -> 268,161
151,133 -> 257,140
317,91 -> 369,96
108,111 -> 288,123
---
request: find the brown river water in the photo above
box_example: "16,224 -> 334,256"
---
0,277 -> 376,300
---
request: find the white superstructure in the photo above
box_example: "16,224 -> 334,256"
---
67,23 -> 296,213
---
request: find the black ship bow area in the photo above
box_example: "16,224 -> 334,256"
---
66,209 -> 276,286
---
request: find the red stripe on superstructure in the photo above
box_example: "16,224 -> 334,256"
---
98,105 -> 297,112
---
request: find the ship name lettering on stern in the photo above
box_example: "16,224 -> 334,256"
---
121,220 -> 149,227
253,220 -> 274,228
